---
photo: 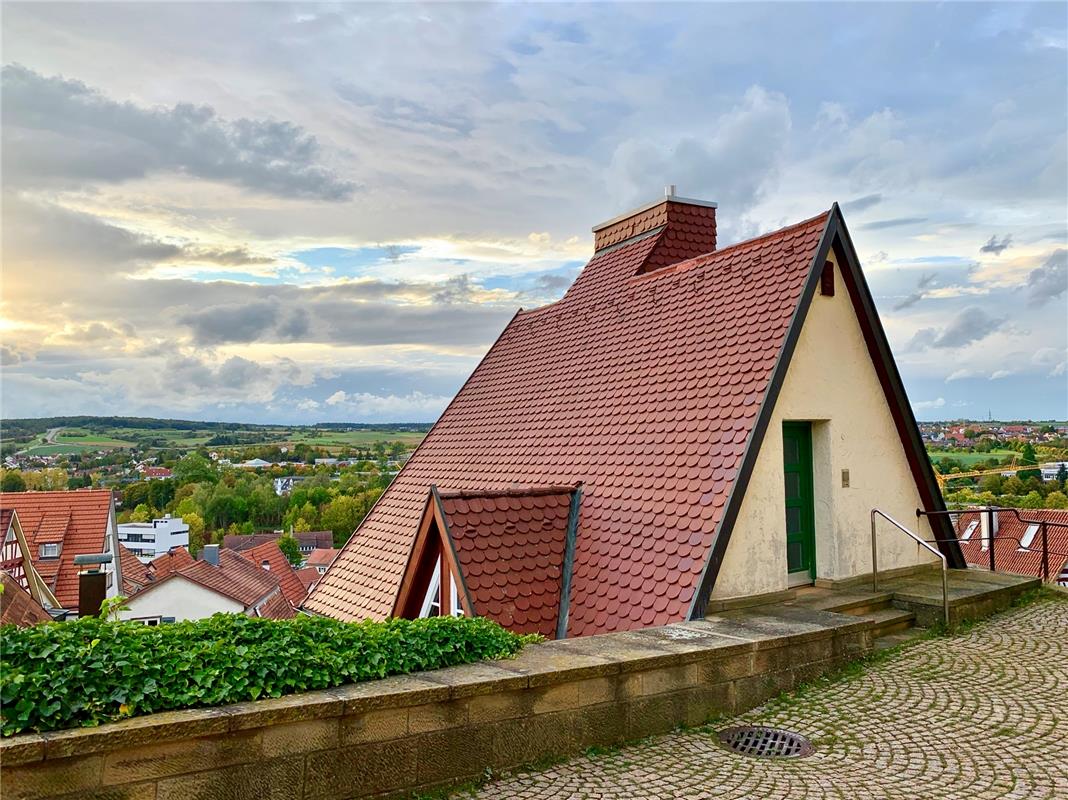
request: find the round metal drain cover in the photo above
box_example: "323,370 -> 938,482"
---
717,726 -> 814,758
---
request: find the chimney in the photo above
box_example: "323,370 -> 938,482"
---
201,544 -> 220,566
979,508 -> 999,551
592,187 -> 717,273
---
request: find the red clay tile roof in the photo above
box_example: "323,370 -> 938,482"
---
246,541 -> 308,606
1,571 -> 52,627
117,543 -> 151,593
306,205 -> 833,634
256,589 -> 296,619
296,566 -> 321,592
955,509 -> 1068,582
177,549 -> 279,608
0,490 -> 114,612
147,546 -> 194,581
439,487 -> 576,638
305,548 -> 340,567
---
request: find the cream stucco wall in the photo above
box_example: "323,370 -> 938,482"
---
119,576 -> 245,621
711,251 -> 938,600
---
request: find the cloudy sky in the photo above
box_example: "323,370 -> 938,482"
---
2,2 -> 1065,424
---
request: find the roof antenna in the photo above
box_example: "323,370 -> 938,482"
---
665,184 -> 676,198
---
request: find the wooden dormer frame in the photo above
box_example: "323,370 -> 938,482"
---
395,487 -> 477,619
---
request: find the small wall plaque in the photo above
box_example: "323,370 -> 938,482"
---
841,469 -> 850,488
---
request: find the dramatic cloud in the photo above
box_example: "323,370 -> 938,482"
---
908,306 -> 1007,350
893,273 -> 937,311
1,3 -> 1065,422
980,234 -> 1013,255
1,64 -> 355,200
1024,249 -> 1067,307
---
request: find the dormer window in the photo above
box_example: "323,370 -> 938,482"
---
40,543 -> 60,559
261,560 -> 270,570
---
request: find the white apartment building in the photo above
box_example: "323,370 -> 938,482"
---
117,515 -> 190,563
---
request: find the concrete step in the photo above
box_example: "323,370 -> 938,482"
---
873,627 -> 928,653
788,588 -> 894,617
863,607 -> 916,639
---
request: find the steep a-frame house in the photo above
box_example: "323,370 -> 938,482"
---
305,192 -> 963,637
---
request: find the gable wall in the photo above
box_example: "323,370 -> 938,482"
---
711,251 -> 938,600
120,577 -> 245,621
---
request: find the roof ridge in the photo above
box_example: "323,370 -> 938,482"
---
632,208 -> 832,283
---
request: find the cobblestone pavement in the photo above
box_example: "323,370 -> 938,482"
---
462,599 -> 1068,800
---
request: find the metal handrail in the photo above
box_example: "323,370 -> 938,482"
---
918,507 -> 1068,581
871,509 -> 949,626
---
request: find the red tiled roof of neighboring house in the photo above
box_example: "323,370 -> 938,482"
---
222,531 -> 333,552
246,541 -> 308,606
306,207 -> 831,633
305,548 -> 340,567
0,490 -> 115,612
141,467 -> 172,478
296,566 -> 321,592
0,570 -> 52,627
117,543 -> 151,594
439,487 -> 576,638
955,509 -> 1068,582
147,546 -> 195,581
256,589 -> 296,619
178,549 -> 279,608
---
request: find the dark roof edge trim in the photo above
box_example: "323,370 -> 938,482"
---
431,486 -> 478,617
687,210 -> 837,620
830,209 -> 963,567
555,484 -> 583,640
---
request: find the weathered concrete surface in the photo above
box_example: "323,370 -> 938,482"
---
464,598 -> 1068,800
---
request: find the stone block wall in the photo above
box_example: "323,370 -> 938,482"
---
1,608 -> 873,800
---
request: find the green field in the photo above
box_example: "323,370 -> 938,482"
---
927,449 -> 1017,468
15,421 -> 428,456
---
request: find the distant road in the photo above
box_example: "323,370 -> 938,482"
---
44,426 -> 64,444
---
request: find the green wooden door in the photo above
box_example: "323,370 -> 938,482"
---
782,422 -> 816,583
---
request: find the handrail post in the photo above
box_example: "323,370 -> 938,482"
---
1041,522 -> 1049,582
941,565 -> 949,628
871,510 -> 879,592
987,507 -> 996,573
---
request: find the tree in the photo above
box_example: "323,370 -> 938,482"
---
979,474 -> 1004,495
0,470 -> 26,492
1058,463 -> 1067,490
184,512 -> 206,555
278,534 -> 303,566
173,453 -> 218,485
1045,491 -> 1068,510
1018,443 -> 1041,481
1018,491 -> 1044,509
1003,476 -> 1025,496
130,503 -> 152,523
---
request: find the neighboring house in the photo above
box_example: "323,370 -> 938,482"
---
222,531 -> 332,557
305,548 -> 339,576
235,458 -> 272,469
273,476 -> 307,496
1,571 -> 53,627
245,540 -> 309,606
306,195 -> 961,636
117,543 -> 152,595
295,566 -> 321,594
954,509 -> 1068,585
0,490 -> 124,617
0,508 -> 60,615
117,515 -> 190,562
139,467 -> 172,480
119,545 -> 295,623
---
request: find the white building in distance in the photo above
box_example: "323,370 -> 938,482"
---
117,515 -> 189,563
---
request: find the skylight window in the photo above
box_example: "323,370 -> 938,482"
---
961,521 -> 979,541
1019,524 -> 1040,551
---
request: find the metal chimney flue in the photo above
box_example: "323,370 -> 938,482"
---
202,544 -> 220,566
665,184 -> 677,198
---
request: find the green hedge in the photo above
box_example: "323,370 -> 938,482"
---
1,614 -> 533,736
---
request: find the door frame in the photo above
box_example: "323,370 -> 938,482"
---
782,421 -> 817,586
